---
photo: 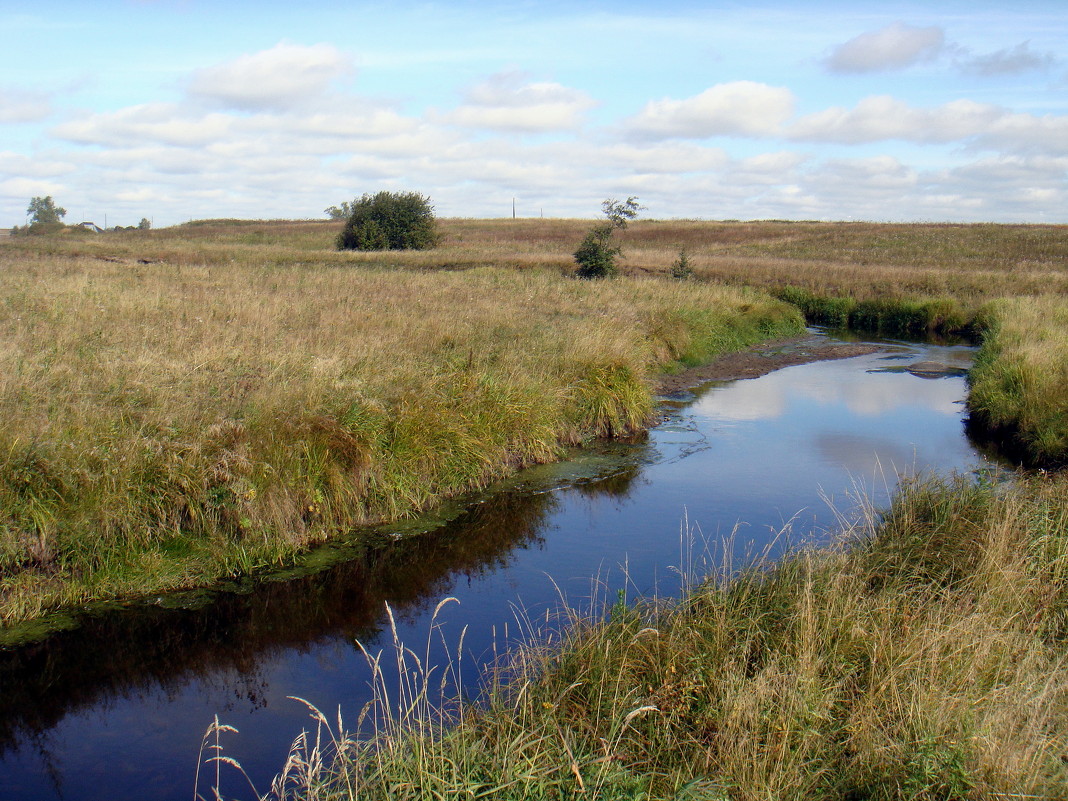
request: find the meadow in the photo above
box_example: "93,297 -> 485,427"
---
19,216 -> 1065,458
5,218 -> 1068,799
0,226 -> 803,627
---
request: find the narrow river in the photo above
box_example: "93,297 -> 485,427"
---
0,332 -> 1000,800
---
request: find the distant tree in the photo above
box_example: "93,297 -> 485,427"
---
574,197 -> 641,279
138,217 -> 152,230
325,201 -> 354,221
336,191 -> 438,251
26,196 -> 66,226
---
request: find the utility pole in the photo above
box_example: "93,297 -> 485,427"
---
512,197 -> 516,219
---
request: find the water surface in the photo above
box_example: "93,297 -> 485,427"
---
0,334 -> 996,800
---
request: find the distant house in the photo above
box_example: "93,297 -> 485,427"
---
77,222 -> 104,233
0,228 -> 11,238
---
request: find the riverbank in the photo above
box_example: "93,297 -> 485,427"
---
0,249 -> 804,628
264,469 -> 1068,800
655,334 -> 880,394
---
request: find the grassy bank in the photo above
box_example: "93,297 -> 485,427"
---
254,471 -> 1068,800
0,246 -> 802,626
968,296 -> 1068,465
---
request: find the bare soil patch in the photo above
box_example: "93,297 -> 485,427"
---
655,335 -> 881,394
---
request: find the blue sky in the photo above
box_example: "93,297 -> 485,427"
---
2,1 -> 1066,226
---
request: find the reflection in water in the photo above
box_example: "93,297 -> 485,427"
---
0,335 -> 999,801
0,489 -> 559,755
699,346 -> 971,422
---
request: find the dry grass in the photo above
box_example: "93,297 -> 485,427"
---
10,219 -> 1067,297
0,240 -> 802,625
4,216 -> 1068,625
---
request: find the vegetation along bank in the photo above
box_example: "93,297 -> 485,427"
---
269,470 -> 1068,800
0,232 -> 803,629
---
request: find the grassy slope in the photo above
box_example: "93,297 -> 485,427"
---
0,238 -> 802,625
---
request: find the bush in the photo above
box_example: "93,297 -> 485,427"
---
336,191 -> 438,251
670,248 -> 694,280
574,197 -> 640,279
574,224 -> 620,279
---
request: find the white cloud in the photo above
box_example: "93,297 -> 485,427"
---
819,156 -> 919,191
728,151 -> 809,184
788,95 -> 1068,156
627,81 -> 795,139
0,177 -> 65,201
54,103 -> 237,147
187,42 -> 353,111
959,41 -> 1056,76
443,72 -> 597,133
601,142 -> 729,174
975,112 -> 1068,156
826,22 -> 944,74
282,109 -> 416,139
0,151 -> 74,178
0,87 -> 51,123
791,96 -> 1002,144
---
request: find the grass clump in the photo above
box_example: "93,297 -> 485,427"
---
968,296 -> 1068,465
0,244 -> 802,625
241,472 -> 1068,800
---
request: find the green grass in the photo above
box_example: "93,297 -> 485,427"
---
968,296 -> 1068,464
5,217 -> 1068,624
8,219 -> 1068,798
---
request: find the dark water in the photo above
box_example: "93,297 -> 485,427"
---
0,334 -> 997,800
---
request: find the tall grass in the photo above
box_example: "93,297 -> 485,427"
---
968,296 -> 1068,464
213,471 -> 1068,800
0,246 -> 802,625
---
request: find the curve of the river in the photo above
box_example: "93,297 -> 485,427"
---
0,332 -> 1002,801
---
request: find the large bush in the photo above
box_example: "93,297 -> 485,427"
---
336,191 -> 438,251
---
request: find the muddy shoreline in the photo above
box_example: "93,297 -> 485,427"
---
655,335 -> 882,395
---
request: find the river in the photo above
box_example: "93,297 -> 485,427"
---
0,331 -> 1000,800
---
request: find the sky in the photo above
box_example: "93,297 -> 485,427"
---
1,0 -> 1066,227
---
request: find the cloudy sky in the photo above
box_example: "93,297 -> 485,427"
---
2,0 -> 1066,226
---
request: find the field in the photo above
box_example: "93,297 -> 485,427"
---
12,217 -> 1065,459
0,224 -> 805,628
5,218 -> 1068,798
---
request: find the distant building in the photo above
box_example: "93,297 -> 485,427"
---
77,221 -> 104,233
0,228 -> 11,238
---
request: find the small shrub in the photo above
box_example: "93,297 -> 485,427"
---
574,224 -> 620,279
336,191 -> 438,251
574,197 -> 641,280
671,248 -> 694,280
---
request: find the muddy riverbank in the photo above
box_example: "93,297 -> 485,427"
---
655,334 -> 881,394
